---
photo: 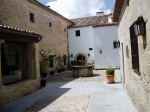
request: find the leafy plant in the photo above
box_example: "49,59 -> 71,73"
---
39,52 -> 49,74
106,68 -> 115,75
55,55 -> 63,69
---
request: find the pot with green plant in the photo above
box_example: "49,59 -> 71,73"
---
49,55 -> 55,75
61,55 -> 68,72
39,50 -> 49,87
106,68 -> 115,84
55,55 -> 62,73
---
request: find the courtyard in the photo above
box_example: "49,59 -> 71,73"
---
0,70 -> 137,112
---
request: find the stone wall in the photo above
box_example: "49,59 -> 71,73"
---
0,0 -> 72,106
0,79 -> 40,105
0,0 -> 72,56
118,0 -> 150,111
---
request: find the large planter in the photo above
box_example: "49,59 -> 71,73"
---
58,69 -> 62,73
42,72 -> 47,78
41,79 -> 46,87
50,71 -> 54,75
62,68 -> 65,72
106,75 -> 115,84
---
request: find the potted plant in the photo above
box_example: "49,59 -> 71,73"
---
49,55 -> 55,75
106,68 -> 115,84
55,55 -> 63,73
62,55 -> 68,72
39,50 -> 49,87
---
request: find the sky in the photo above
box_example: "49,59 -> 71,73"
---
38,0 -> 115,19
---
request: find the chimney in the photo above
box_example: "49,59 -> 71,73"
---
96,12 -> 104,16
47,5 -> 50,8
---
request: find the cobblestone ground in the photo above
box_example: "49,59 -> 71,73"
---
24,70 -> 103,112
46,70 -> 106,82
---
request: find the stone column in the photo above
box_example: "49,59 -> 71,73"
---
21,43 -> 28,79
34,43 -> 40,78
0,44 -> 2,90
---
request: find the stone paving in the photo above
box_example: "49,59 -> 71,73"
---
0,70 -> 137,112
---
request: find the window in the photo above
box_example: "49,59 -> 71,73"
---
130,24 -> 140,73
89,48 -> 93,50
113,41 -> 120,48
30,13 -> 35,23
64,28 -> 67,32
49,22 -> 52,27
1,43 -> 22,85
76,30 -> 80,36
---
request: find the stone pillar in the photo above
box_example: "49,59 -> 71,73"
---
21,43 -> 28,79
0,44 -> 2,90
34,43 -> 40,78
27,43 -> 34,79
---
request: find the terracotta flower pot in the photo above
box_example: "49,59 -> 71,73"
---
106,75 -> 115,84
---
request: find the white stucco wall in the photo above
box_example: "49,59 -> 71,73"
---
68,26 -> 94,64
93,25 -> 120,69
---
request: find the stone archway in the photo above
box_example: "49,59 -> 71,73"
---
74,53 -> 87,64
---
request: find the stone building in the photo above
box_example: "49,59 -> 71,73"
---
0,0 -> 73,106
113,0 -> 150,111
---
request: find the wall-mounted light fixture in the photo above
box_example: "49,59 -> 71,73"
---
99,49 -> 102,54
87,53 -> 90,57
134,16 -> 146,36
117,41 -> 120,48
71,54 -> 73,58
39,49 -> 44,55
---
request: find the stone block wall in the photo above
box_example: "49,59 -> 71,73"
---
118,0 -> 150,111
0,79 -> 40,105
0,0 -> 72,56
0,0 -> 72,106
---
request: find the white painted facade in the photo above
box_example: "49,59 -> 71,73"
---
68,26 -> 94,64
93,25 -> 120,69
68,24 -> 119,69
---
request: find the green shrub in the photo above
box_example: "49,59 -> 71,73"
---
106,68 -> 115,75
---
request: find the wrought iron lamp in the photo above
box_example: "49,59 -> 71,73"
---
134,16 -> 146,36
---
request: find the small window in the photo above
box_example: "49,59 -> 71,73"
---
49,22 -> 52,27
89,48 -> 93,50
64,28 -> 67,32
30,13 -> 35,23
76,30 -> 80,36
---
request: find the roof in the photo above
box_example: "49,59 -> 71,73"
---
69,15 -> 109,28
113,0 -> 124,22
28,0 -> 74,24
0,25 -> 42,42
93,22 -> 117,27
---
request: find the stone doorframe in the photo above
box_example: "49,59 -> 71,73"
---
74,53 -> 87,64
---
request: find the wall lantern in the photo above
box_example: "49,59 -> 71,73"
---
134,16 -> 146,36
99,49 -> 102,54
117,41 -> 120,48
87,53 -> 90,57
70,54 -> 73,58
39,49 -> 44,55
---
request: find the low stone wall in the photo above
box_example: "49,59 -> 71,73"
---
0,79 -> 40,106
72,65 -> 93,77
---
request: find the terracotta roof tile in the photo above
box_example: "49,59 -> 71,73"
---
69,15 -> 109,28
113,0 -> 124,22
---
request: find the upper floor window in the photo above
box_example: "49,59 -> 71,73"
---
30,13 -> 35,23
76,30 -> 80,36
64,28 -> 67,32
49,22 -> 52,27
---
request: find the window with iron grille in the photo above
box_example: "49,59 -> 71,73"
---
130,23 -> 140,73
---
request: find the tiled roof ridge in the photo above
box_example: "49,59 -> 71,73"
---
0,24 -> 41,36
70,15 -> 108,20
